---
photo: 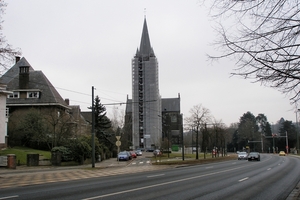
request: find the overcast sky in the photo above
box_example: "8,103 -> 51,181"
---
2,0 -> 297,126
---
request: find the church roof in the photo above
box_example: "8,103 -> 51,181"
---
138,18 -> 155,56
162,98 -> 181,112
125,97 -> 180,113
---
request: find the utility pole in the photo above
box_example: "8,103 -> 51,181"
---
181,114 -> 184,161
196,125 -> 199,160
286,131 -> 289,154
296,109 -> 299,153
92,86 -> 95,168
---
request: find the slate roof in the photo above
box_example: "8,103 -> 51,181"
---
125,97 -> 180,113
137,18 -> 155,57
161,98 -> 180,112
81,111 -> 92,123
0,57 -> 68,108
0,57 -> 34,85
125,99 -> 132,113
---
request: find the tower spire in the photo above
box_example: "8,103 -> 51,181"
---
139,17 -> 153,56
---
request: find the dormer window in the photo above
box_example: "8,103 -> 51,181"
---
27,91 -> 39,98
8,92 -> 19,98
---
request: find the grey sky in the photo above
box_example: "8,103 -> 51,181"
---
2,0 -> 296,126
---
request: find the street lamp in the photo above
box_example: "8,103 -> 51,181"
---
296,109 -> 300,153
91,86 -> 95,168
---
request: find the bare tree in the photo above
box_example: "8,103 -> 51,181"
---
0,1 -> 21,73
185,104 -> 212,159
44,108 -> 74,149
211,118 -> 227,156
110,106 -> 124,132
202,0 -> 300,103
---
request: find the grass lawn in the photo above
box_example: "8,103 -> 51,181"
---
0,146 -> 51,165
152,152 -> 237,165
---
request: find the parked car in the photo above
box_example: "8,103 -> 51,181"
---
135,149 -> 143,156
153,149 -> 161,156
117,151 -> 131,161
248,152 -> 260,161
237,152 -> 248,160
130,151 -> 137,158
279,151 -> 286,156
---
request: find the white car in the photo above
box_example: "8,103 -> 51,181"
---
238,152 -> 248,160
153,149 -> 161,156
135,149 -> 143,156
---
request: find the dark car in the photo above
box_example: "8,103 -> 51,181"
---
117,151 -> 131,161
248,152 -> 260,161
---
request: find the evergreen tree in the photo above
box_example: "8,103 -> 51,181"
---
278,120 -> 296,150
94,95 -> 112,146
238,112 -> 259,151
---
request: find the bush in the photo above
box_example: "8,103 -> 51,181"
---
51,146 -> 73,161
69,140 -> 92,163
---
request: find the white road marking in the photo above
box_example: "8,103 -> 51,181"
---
267,168 -> 271,171
82,165 -> 246,200
239,177 -> 249,182
147,174 -> 165,178
0,195 -> 19,200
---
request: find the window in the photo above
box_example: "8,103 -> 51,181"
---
8,92 -> 19,98
171,115 -> 177,123
27,91 -> 39,98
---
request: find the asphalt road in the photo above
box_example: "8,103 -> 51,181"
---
0,154 -> 300,200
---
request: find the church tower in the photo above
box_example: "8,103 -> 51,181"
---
132,18 -> 162,149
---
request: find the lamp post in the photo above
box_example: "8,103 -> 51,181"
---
167,129 -> 170,158
196,125 -> 199,160
91,86 -> 95,168
181,114 -> 184,161
286,131 -> 289,154
296,109 -> 300,153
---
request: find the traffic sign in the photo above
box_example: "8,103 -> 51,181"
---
116,141 -> 121,146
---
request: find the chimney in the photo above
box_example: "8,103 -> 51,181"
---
15,56 -> 20,64
19,66 -> 29,89
65,98 -> 70,105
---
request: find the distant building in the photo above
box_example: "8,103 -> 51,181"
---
125,18 -> 183,150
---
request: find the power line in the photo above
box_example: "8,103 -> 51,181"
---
1,73 -> 126,106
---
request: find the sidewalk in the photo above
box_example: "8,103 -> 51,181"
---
0,154 -> 170,189
0,156 -> 130,176
0,151 -> 159,177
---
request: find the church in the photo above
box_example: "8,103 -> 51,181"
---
125,18 -> 183,151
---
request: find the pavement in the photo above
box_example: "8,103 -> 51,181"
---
0,152 -> 172,189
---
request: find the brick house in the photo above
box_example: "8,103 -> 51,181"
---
0,57 -> 90,148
